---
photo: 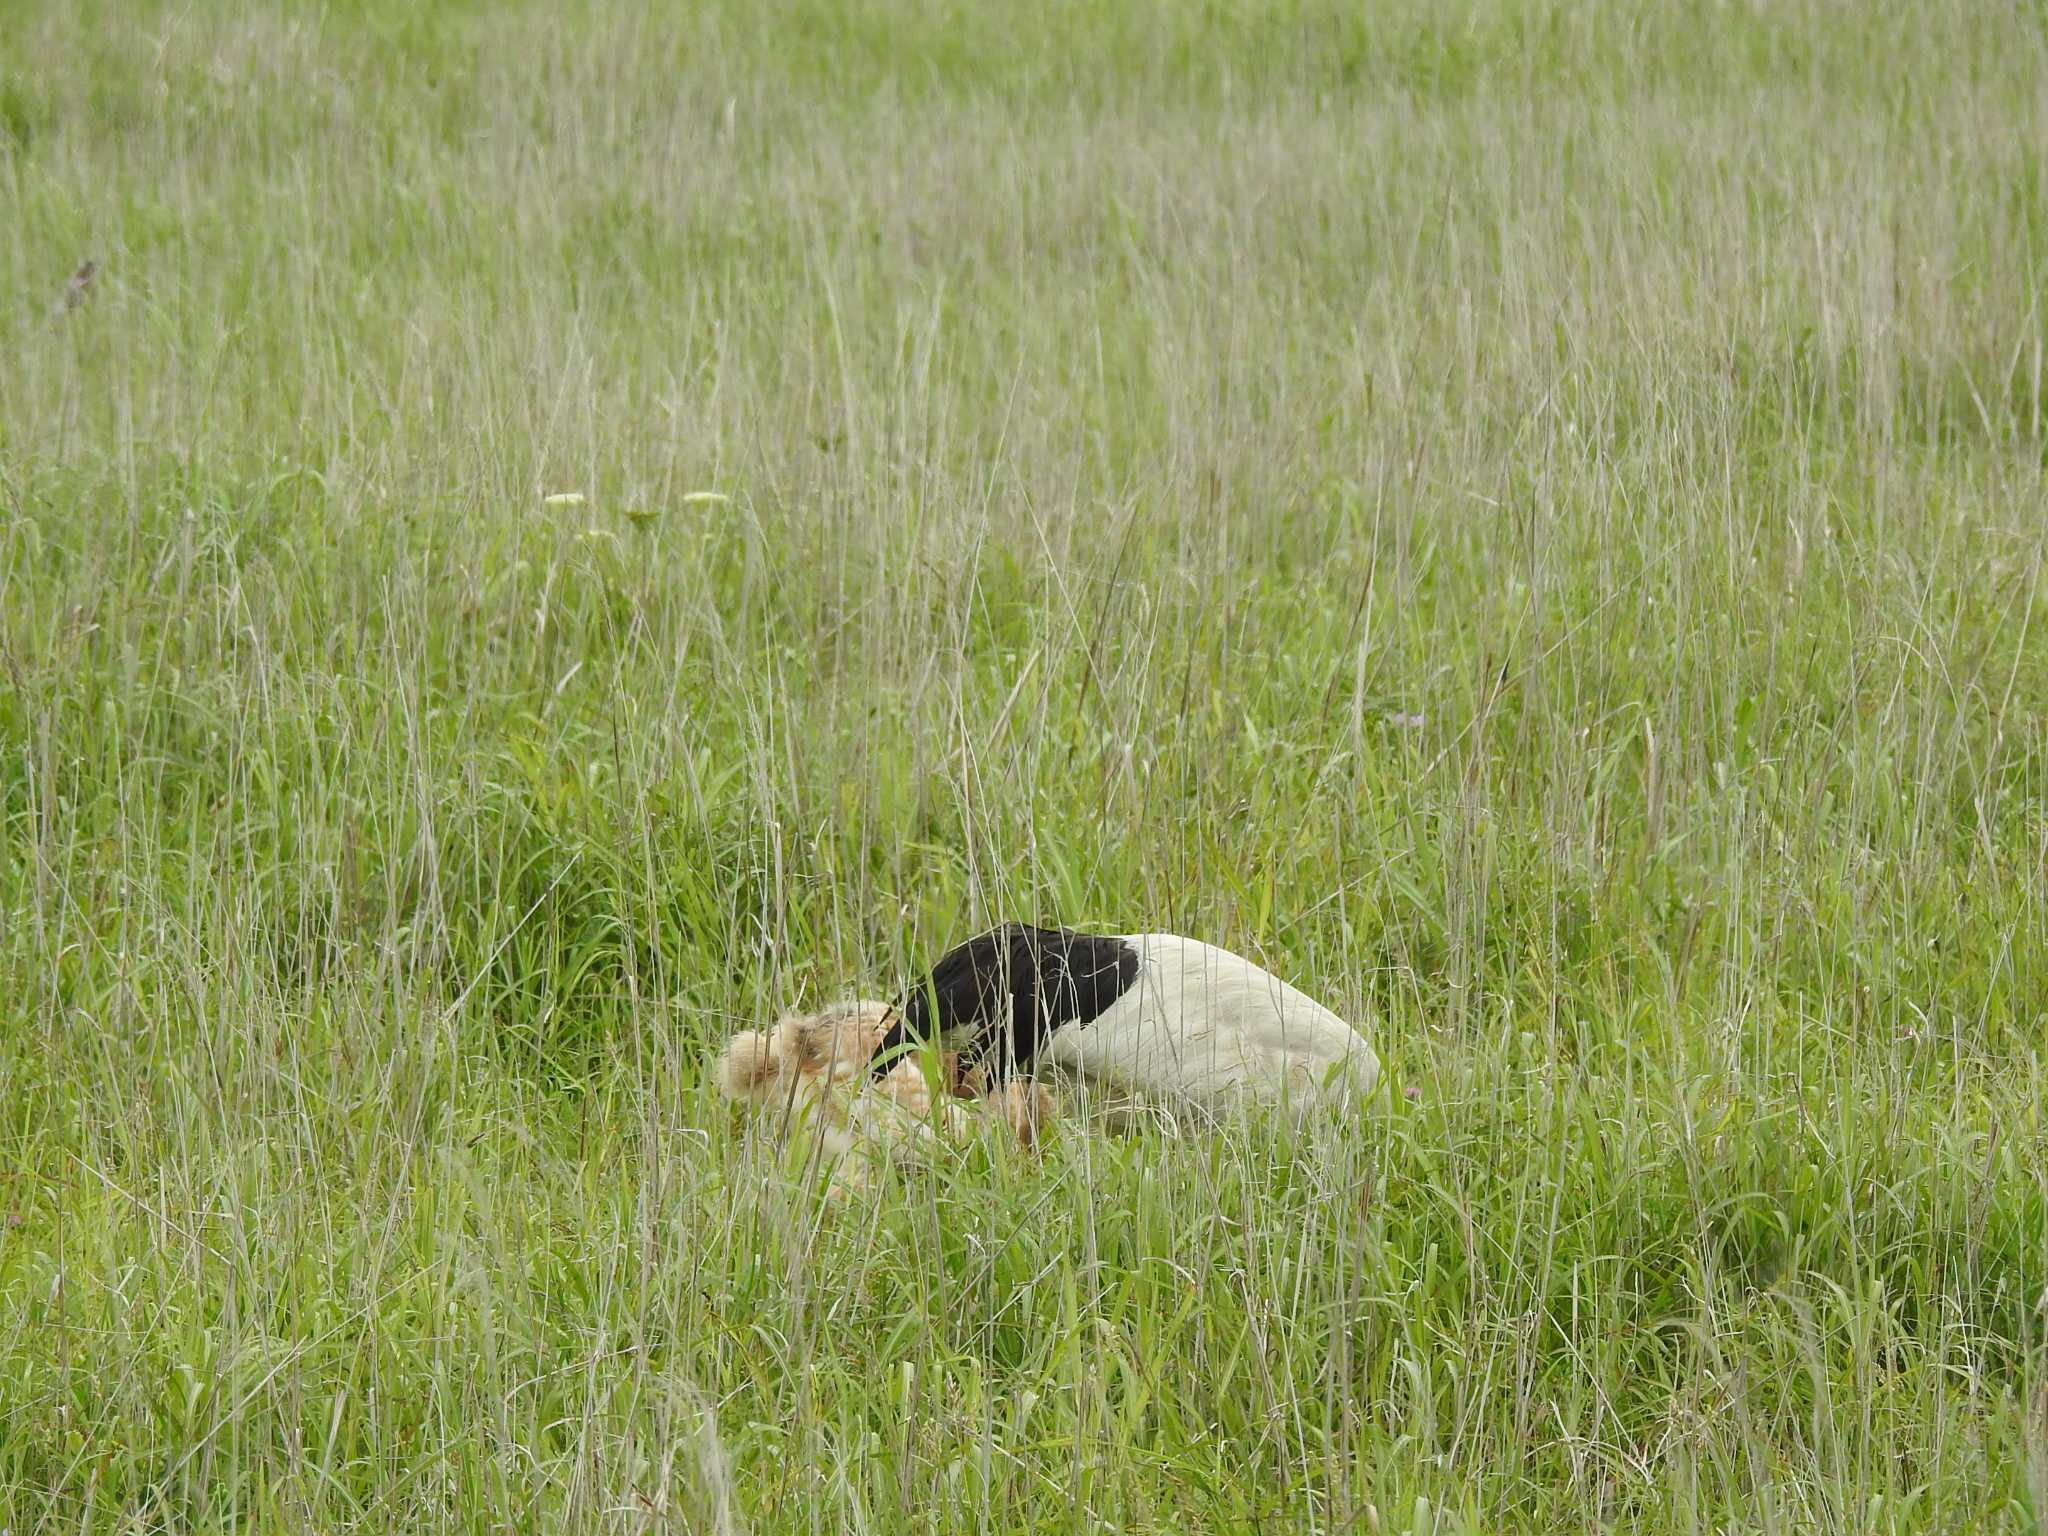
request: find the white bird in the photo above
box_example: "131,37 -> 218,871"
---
867,924 -> 1380,1124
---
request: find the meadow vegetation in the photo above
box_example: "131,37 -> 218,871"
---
2,0 -> 2046,1529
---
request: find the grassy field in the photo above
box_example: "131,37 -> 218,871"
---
3,0 -> 2047,1529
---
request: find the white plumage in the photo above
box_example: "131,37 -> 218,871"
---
1035,934 -> 1380,1122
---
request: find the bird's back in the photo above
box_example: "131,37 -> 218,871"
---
1036,933 -> 1379,1114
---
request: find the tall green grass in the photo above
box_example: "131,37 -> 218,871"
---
2,0 -> 2045,1529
